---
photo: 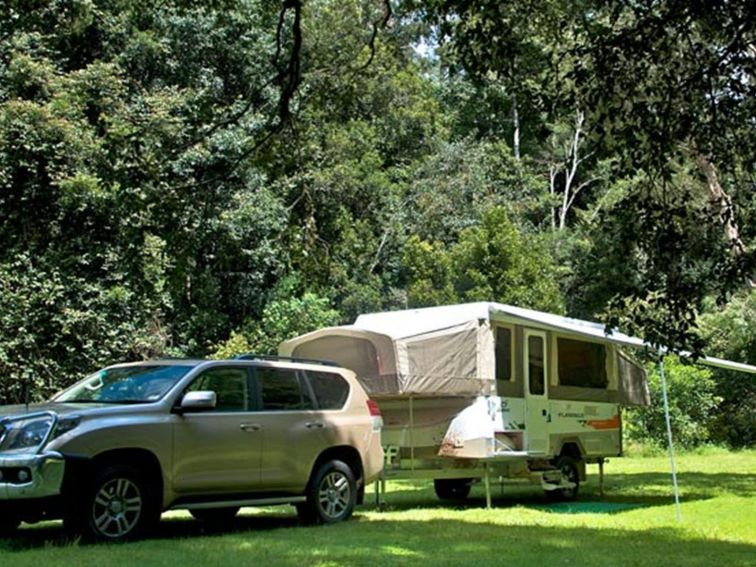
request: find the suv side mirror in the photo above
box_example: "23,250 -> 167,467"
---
178,391 -> 217,413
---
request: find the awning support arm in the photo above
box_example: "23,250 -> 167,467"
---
659,356 -> 682,521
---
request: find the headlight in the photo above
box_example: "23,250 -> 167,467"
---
0,415 -> 55,454
53,416 -> 81,438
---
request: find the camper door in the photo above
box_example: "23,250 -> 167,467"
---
524,329 -> 549,454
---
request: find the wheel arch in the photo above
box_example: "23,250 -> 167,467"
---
553,440 -> 586,481
64,448 -> 164,507
556,440 -> 584,459
309,446 -> 364,503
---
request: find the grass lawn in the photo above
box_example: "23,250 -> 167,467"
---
1,449 -> 754,566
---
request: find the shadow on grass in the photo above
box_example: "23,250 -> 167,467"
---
600,471 -> 756,498
0,515 -> 754,567
0,512 -> 302,551
365,490 -> 676,514
365,471 -> 756,513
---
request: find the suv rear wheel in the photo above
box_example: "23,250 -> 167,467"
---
69,464 -> 160,541
298,460 -> 357,525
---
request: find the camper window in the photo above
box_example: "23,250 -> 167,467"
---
495,327 -> 513,382
557,338 -> 608,389
528,336 -> 545,395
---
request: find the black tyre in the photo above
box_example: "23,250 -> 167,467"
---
434,478 -> 473,501
71,464 -> 161,542
298,460 -> 357,525
545,456 -> 580,502
190,507 -> 240,524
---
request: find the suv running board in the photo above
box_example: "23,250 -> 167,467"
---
171,496 -> 307,511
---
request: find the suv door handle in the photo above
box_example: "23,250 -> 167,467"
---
240,423 -> 261,432
306,422 -> 325,429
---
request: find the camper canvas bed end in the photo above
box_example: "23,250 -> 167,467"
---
280,302 -> 659,506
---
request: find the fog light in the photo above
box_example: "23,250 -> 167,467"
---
17,469 -> 30,483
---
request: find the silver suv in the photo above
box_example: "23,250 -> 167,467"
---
0,355 -> 384,541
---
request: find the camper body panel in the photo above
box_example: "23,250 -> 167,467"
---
374,395 -> 620,465
548,400 -> 622,457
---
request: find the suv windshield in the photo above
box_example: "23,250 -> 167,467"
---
54,365 -> 194,404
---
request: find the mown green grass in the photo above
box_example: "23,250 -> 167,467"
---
1,449 -> 754,567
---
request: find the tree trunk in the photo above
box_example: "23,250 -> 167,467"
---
549,165 -> 557,230
696,154 -> 754,288
512,91 -> 521,161
558,109 -> 585,230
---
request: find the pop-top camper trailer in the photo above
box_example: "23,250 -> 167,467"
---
280,302 -> 652,503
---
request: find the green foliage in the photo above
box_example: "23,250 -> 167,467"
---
571,168 -> 733,354
700,292 -> 756,366
212,289 -> 341,359
0,0 -> 289,402
699,292 -> 756,448
402,236 -> 457,307
406,139 -> 547,242
424,0 -> 756,355
626,357 -> 721,450
450,208 -> 564,312
403,208 -> 564,312
0,255 -> 173,402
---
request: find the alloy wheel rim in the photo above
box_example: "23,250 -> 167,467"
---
318,471 -> 351,519
92,477 -> 143,538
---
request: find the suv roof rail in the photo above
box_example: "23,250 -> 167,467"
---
233,353 -> 340,367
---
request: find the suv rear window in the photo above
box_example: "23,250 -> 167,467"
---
257,367 -> 315,411
307,371 -> 350,410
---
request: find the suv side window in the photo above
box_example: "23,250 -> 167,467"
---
256,367 -> 315,411
306,371 -> 350,410
187,367 -> 249,412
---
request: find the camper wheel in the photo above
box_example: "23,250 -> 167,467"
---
545,456 -> 580,502
434,478 -> 473,501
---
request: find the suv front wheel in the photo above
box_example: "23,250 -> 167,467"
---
297,460 -> 357,525
68,464 -> 160,541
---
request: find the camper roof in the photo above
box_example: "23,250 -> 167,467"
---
354,302 -> 756,375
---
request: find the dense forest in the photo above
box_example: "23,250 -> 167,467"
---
0,0 -> 753,447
